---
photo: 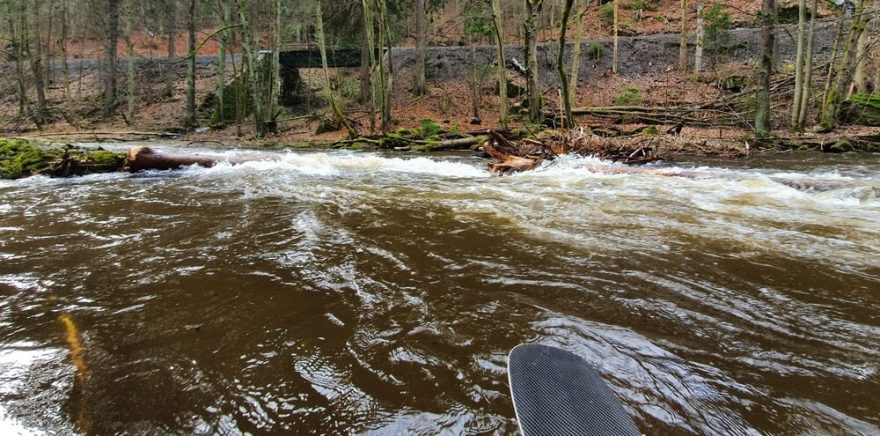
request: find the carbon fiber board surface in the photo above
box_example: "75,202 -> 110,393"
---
508,344 -> 641,436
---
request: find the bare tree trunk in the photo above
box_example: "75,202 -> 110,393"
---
164,0 -> 176,98
185,0 -> 196,127
215,0 -> 232,122
490,0 -> 508,128
237,0 -> 265,136
524,0 -> 543,122
471,46 -> 480,121
797,0 -> 818,129
361,0 -> 378,132
612,0 -> 619,74
558,0 -> 575,128
694,0 -> 704,74
44,0 -> 53,86
569,0 -> 587,104
360,21 -> 371,105
377,0 -> 392,133
270,0 -> 281,127
820,9 -> 847,122
124,0 -> 135,121
27,1 -> 47,126
820,0 -> 871,130
103,0 -> 121,118
60,0 -> 71,104
316,0 -> 356,137
791,0 -> 807,128
414,0 -> 427,96
755,0 -> 775,136
679,0 -> 689,72
853,17 -> 871,94
7,1 -> 31,120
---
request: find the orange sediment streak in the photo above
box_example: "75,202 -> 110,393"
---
58,313 -> 91,431
58,314 -> 87,381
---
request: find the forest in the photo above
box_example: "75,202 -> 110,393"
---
2,0 -> 880,174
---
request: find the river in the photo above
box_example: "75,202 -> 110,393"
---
1,146 -> 878,434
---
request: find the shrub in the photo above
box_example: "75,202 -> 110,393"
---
419,118 -> 443,137
613,85 -> 643,106
463,1 -> 493,40
599,3 -> 614,27
704,3 -> 732,57
587,43 -> 605,61
624,0 -> 658,12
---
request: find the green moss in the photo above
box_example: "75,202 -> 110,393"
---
828,139 -> 854,153
83,150 -> 124,166
613,85 -> 644,107
418,118 -> 443,137
0,139 -> 61,179
0,138 -> 125,179
847,93 -> 880,110
640,125 -> 660,136
841,93 -> 880,126
392,128 -> 418,138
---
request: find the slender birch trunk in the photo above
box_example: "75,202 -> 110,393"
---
612,0 -> 619,74
569,0 -> 587,104
694,1 -> 704,74
791,0 -> 807,128
679,0 -> 688,72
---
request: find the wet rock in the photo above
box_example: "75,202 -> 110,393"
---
825,139 -> 854,153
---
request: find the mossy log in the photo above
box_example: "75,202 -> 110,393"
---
1,139 -> 125,179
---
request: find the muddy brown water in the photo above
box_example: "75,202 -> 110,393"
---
1,147 -> 879,434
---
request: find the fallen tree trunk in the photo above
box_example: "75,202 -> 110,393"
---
123,146 -> 220,172
413,136 -> 486,152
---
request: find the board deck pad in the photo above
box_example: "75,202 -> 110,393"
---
508,344 -> 641,436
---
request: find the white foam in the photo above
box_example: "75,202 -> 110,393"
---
197,151 -> 489,179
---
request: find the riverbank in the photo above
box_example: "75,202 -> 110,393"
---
4,121 -> 879,182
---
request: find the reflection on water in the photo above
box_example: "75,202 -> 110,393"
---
1,147 -> 879,434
